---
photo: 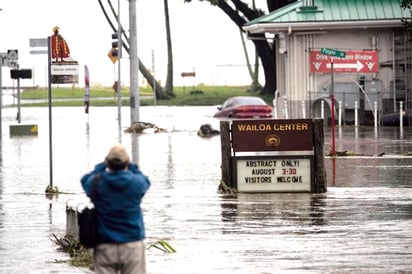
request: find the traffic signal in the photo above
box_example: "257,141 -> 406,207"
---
111,33 -> 119,57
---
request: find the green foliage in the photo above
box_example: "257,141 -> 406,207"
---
147,240 -> 176,253
401,0 -> 412,9
21,86 -> 138,99
52,234 -> 176,270
401,0 -> 412,40
51,234 -> 93,269
19,85 -> 274,107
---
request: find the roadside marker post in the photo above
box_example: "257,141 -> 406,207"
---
320,48 -> 346,157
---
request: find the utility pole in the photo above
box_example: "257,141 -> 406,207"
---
117,0 -> 122,128
0,57 -> 3,137
129,0 -> 139,123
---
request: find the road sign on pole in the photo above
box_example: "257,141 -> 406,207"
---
0,52 -> 8,67
29,38 -> 48,47
108,48 -> 118,64
7,49 -> 18,61
29,38 -> 48,55
310,50 -> 378,73
320,47 -> 346,58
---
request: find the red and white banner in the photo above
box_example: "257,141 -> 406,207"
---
310,50 -> 378,73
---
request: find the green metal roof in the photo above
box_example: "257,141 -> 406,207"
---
244,0 -> 410,32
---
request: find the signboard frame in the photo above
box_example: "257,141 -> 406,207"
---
234,155 -> 314,193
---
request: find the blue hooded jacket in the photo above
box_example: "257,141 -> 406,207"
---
80,162 -> 150,243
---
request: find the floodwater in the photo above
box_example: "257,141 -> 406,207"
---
0,105 -> 411,274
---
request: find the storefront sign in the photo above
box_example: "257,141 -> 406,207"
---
231,119 -> 313,152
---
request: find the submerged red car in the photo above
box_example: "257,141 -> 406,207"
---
213,96 -> 273,119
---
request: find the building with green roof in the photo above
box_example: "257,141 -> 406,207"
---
243,0 -> 411,125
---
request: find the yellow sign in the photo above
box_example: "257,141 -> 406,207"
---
31,124 -> 38,133
108,48 -> 118,64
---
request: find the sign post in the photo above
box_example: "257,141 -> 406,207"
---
331,61 -> 335,156
320,48 -> 346,156
47,36 -> 54,189
0,52 -> 6,137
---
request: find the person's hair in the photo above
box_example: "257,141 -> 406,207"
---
107,158 -> 128,171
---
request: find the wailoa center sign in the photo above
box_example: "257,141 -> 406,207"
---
231,119 -> 314,193
310,50 -> 378,73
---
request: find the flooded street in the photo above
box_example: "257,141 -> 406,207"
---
0,105 -> 411,273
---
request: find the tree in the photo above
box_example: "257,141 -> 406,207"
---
401,0 -> 412,9
98,0 -> 172,99
401,0 -> 412,39
239,26 -> 261,92
240,0 -> 261,92
184,0 -> 295,95
164,0 -> 175,96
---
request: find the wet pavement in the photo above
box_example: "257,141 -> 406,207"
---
0,105 -> 411,273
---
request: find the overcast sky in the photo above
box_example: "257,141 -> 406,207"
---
0,0 -> 268,88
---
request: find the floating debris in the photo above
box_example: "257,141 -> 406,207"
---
51,234 -> 92,269
218,180 -> 236,195
124,121 -> 167,134
327,150 -> 385,157
197,124 -> 220,137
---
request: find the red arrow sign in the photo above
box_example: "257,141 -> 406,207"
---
310,50 -> 378,73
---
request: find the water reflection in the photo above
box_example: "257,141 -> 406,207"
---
221,193 -> 328,234
331,126 -> 412,155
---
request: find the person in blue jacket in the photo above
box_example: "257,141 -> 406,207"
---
81,144 -> 151,274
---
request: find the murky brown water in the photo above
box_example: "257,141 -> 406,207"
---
0,106 -> 411,273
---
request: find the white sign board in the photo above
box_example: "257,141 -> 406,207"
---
236,157 -> 312,192
51,64 -> 79,84
0,52 -> 8,67
51,64 -> 79,75
29,38 -> 48,47
29,38 -> 48,55
7,49 -> 18,61
30,50 -> 48,55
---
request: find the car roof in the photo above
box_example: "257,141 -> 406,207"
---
229,96 -> 266,104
